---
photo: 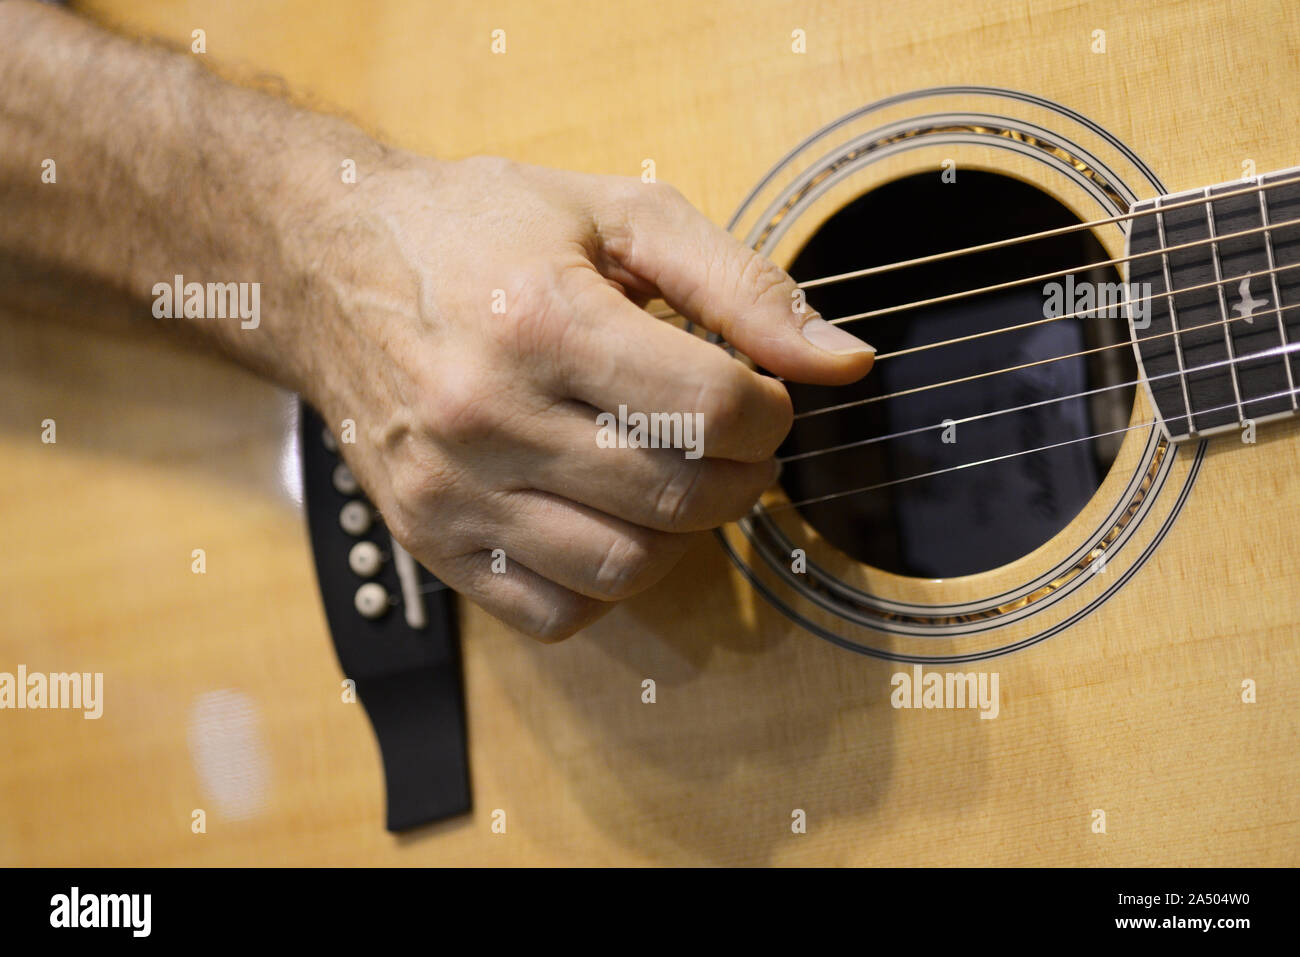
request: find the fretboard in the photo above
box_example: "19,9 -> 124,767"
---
1127,166 -> 1300,441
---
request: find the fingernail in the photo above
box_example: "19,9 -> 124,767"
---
801,317 -> 875,355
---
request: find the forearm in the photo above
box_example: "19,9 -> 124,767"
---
0,0 -> 390,392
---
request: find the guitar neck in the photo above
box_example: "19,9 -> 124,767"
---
1127,167 -> 1300,442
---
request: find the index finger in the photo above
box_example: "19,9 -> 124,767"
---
555,274 -> 794,463
597,181 -> 876,385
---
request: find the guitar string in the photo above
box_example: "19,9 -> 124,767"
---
641,176 -> 1300,503
800,175 -> 1300,289
390,180 -> 1298,594
667,250 -> 1300,409
676,242 -> 1300,380
869,259 -> 1297,362
760,384 -> 1300,514
827,221 -> 1300,329
778,339 -> 1300,464
413,362 -> 1300,592
642,176 -> 1300,517
794,292 -> 1300,420
646,173 -> 1300,321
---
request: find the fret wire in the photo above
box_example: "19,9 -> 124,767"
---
855,260 -> 1300,364
1153,195 -> 1197,434
1153,378 -> 1296,438
822,218 -> 1298,328
1257,175 -> 1298,410
1203,188 -> 1247,424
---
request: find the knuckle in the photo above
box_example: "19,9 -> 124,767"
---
591,531 -> 656,600
695,365 -> 747,434
384,459 -> 459,555
651,179 -> 686,206
753,384 -> 794,458
653,457 -> 705,530
737,252 -> 793,309
388,465 -> 431,521
633,177 -> 682,206
530,594 -> 603,643
628,179 -> 690,228
487,264 -> 570,360
427,369 -> 496,445
595,192 -> 637,260
696,363 -> 791,462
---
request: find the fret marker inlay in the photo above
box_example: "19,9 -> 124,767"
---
1126,167 -> 1300,441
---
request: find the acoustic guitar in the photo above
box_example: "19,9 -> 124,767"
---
3,0 -> 1297,866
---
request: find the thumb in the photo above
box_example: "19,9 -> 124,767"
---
605,180 -> 875,385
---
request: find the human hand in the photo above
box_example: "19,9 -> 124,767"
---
301,154 -> 875,640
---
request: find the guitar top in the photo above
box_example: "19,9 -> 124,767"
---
1,0 -> 1298,866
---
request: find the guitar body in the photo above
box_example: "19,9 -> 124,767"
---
3,0 -> 1297,865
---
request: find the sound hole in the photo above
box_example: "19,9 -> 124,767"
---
779,170 -> 1137,579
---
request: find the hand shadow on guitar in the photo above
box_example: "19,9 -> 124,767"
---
1,308 -> 1054,864
471,535 -> 1030,864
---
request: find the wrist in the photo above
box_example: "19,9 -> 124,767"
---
283,147 -> 448,419
161,85 -> 405,399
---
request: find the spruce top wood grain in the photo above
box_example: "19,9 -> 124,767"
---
1,0 -> 1296,865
